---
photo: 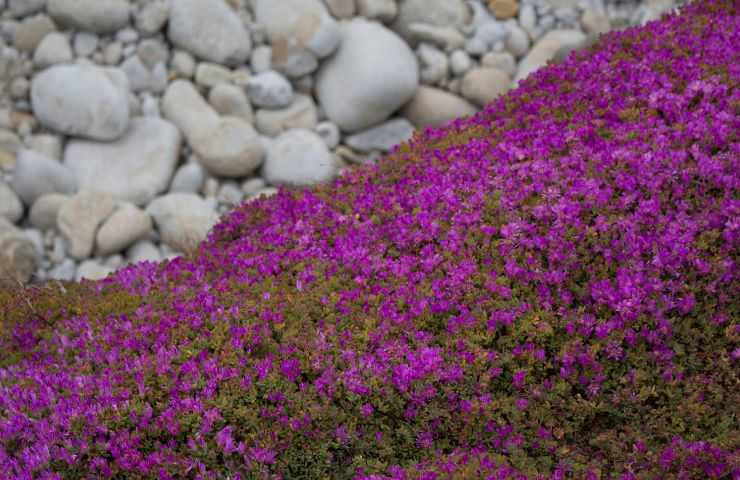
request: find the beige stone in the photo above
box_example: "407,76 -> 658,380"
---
488,0 -> 519,20
460,67 -> 511,107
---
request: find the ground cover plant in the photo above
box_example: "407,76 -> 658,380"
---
1,0 -> 738,478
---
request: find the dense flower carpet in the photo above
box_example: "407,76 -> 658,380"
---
0,0 -> 738,478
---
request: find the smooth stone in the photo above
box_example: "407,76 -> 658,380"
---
32,32 -> 72,69
0,130 -> 22,154
9,0 -> 46,17
255,94 -> 318,137
145,193 -> 219,254
194,63 -> 232,88
315,18 -> 418,132
356,0 -> 398,23
31,64 -> 130,141
0,180 -> 23,223
261,129 -> 337,187
474,20 -> 508,49
408,23 -> 466,51
505,23 -> 530,58
217,181 -> 243,206
515,29 -> 587,82
104,253 -> 124,270
57,190 -> 115,260
255,0 -> 341,59
49,235 -> 67,264
11,149 -> 77,205
47,257 -> 76,281
171,50 -> 196,78
64,117 -> 181,206
28,193 -> 68,231
168,0 -> 251,65
126,239 -> 162,264
14,14 -> 56,53
345,118 -> 415,153
417,43 -> 449,85
250,45 -> 272,73
400,85 -> 477,128
27,134 -> 62,161
0,217 -> 38,286
315,121 -> 340,149
241,177 -> 266,197
95,203 -> 153,256
581,8 -> 611,36
23,228 -> 45,258
208,84 -> 254,123
73,32 -> 98,57
162,80 -> 265,178
245,70 -> 294,109
461,67 -> 511,107
488,0 -> 519,20
76,259 -> 114,281
121,55 -> 168,93
325,0 -> 355,19
392,0 -> 471,44
47,0 -> 131,33
245,187 -> 278,204
480,51 -> 517,77
169,162 -> 205,194
135,0 -> 170,35
450,50 -> 473,76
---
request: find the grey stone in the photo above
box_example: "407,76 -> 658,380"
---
325,0 -> 355,19
408,23 -> 465,51
126,239 -> 161,264
391,0 -> 471,44
356,0 -> 398,23
515,29 -> 587,83
169,162 -> 205,194
240,177 -> 266,197
9,0 -> 46,17
345,118 -> 415,153
64,117 -> 181,206
216,181 -> 243,206
47,0 -> 131,33
145,193 -> 219,254
480,51 -> 517,77
505,23 -> 530,58
14,14 -> 56,53
450,50 -> 473,76
246,70 -> 294,109
23,228 -> 45,258
0,217 -> 38,286
417,43 -> 449,85
27,134 -> 62,160
95,203 -> 152,256
28,193 -> 68,231
255,94 -> 318,137
461,67 -> 511,107
56,190 -> 115,260
315,18 -> 418,132
135,0 -> 170,35
168,0 -> 251,65
47,257 -> 76,281
171,50 -> 196,78
0,180 -> 23,223
315,121 -> 340,149
208,84 -> 254,123
250,45 -> 272,73
11,149 -> 77,205
195,62 -> 232,88
73,32 -> 98,57
261,128 -> 337,187
76,259 -> 114,281
121,55 -> 168,93
31,64 -> 130,141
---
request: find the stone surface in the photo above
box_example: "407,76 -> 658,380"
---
400,85 -> 477,128
11,149 -> 77,206
246,70 -> 294,109
168,0 -> 252,65
194,62 -> 232,88
162,80 -> 265,178
32,32 -> 72,67
47,0 -> 131,33
0,217 -> 38,286
76,259 -> 114,281
408,24 -> 466,51
136,0 -> 170,35
126,239 -> 162,264
356,0 -> 398,23
169,162 -> 205,194
345,118 -> 415,153
505,23 -> 530,58
460,67 -> 511,107
261,129 -> 337,187
325,0 -> 355,19
255,94 -> 318,137
64,117 -> 181,206
208,84 -> 254,122
315,121 -> 341,149
515,29 -> 587,83
56,190 -> 115,260
28,193 -> 69,231
121,55 -> 168,93
14,14 -> 56,53
145,193 -> 219,254
9,0 -> 46,17
95,203 -> 153,256
0,180 -> 23,223
392,0 -> 471,44
480,51 -> 517,77
488,0 -> 519,20
316,18 -> 418,132
31,64 -> 130,141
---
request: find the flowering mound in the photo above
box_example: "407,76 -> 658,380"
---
1,1 -> 739,478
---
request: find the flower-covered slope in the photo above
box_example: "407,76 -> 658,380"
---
1,1 -> 739,478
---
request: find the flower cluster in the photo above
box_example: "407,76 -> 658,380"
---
0,0 -> 738,478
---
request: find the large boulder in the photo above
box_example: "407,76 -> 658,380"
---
315,18 -> 418,132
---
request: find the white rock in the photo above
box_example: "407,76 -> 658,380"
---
417,43 -> 449,85
325,0 -> 355,19
0,217 -> 38,285
250,45 -> 272,73
461,67 -> 511,107
408,23 -> 465,51
0,180 -> 23,223
103,42 -> 123,65
121,55 -> 168,93
208,84 -> 254,122
169,162 -> 205,194
73,32 -> 98,57
104,253 -> 124,270
515,29 -> 587,83
28,193 -> 69,231
76,259 -> 113,281
474,20 -> 508,49
171,50 -> 196,78
505,23 -> 530,58
217,181 -> 243,206
31,64 -> 130,141
315,18 -> 418,132
32,32 -> 72,68
145,193 -> 219,253
9,0 -> 46,17
255,0 -> 341,59
255,94 -> 318,137
356,0 -> 398,23
126,239 -> 162,264
519,4 -> 537,36
400,85 -> 477,128
27,134 -> 62,161
14,14 -> 56,53
47,0 -> 131,34
241,177 -> 266,197
162,80 -> 265,178
195,62 -> 232,88
135,0 -> 170,35
140,93 -> 160,117
345,118 -> 415,153
245,187 -> 278,204
64,117 -> 181,206
480,51 -> 517,77
47,257 -> 76,281
246,70 -> 294,109
57,190 -> 115,260
315,121 -> 340,149
23,228 -> 45,258
168,0 -> 251,65
95,203 -> 152,256
262,129 -> 337,187
11,149 -> 77,205
392,0 -> 471,44
450,50 -> 472,76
